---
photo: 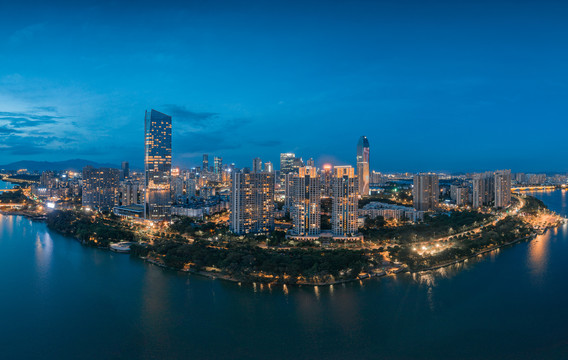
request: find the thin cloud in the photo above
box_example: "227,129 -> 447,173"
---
9,23 -> 46,44
163,104 -> 219,122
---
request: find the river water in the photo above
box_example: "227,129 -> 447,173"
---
0,183 -> 567,359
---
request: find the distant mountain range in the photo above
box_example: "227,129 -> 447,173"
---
0,159 -> 119,172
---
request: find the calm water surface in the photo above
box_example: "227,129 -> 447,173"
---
0,179 -> 14,189
1,184 -> 568,359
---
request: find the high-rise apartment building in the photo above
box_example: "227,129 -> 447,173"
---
494,170 -> 512,208
40,171 -> 56,188
357,136 -> 370,196
472,171 -> 499,208
252,157 -> 263,173
144,109 -> 172,220
413,173 -> 439,211
264,161 -> 274,173
120,180 -> 141,206
230,171 -> 275,234
331,166 -> 358,237
370,170 -> 383,185
290,166 -> 321,236
450,184 -> 469,206
82,166 -> 120,211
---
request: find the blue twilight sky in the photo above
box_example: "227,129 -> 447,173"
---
0,0 -> 567,172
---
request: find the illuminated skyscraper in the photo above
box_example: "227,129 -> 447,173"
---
320,164 -> 333,197
413,173 -> 439,211
253,157 -> 263,173
332,166 -> 358,236
214,156 -> 222,179
280,153 -> 296,174
144,109 -> 172,220
291,166 -> 321,236
264,161 -> 274,173
230,170 -> 275,234
356,136 -> 370,196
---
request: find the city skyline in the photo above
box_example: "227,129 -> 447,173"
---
2,0 -> 568,172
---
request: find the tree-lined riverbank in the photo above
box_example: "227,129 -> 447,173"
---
37,193 -> 561,285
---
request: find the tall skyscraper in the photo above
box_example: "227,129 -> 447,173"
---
494,170 -> 512,208
214,156 -> 223,179
82,166 -> 120,212
306,158 -> 315,167
144,109 -> 172,220
202,154 -> 209,173
332,166 -> 358,237
357,136 -> 370,196
121,161 -> 129,179
413,173 -> 439,211
230,171 -> 275,234
264,161 -> 274,173
280,153 -> 296,174
252,157 -> 263,173
291,166 -> 321,236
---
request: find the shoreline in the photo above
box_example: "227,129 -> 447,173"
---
1,210 -> 561,287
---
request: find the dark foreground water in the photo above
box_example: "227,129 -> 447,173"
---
1,189 -> 568,359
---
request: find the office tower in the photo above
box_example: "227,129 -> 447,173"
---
230,171 -> 275,234
214,156 -> 222,179
357,136 -> 370,196
331,166 -> 358,236
280,153 -> 296,174
121,161 -> 129,179
413,173 -> 439,211
82,166 -> 120,211
306,158 -> 315,167
320,164 -> 333,197
290,167 -> 321,236
202,154 -> 209,173
144,109 -> 172,220
494,170 -> 512,208
265,161 -> 274,173
253,157 -> 263,173
450,185 -> 469,206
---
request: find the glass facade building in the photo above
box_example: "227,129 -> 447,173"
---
144,109 -> 172,220
356,136 -> 370,196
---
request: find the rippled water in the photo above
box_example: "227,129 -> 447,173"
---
0,185 -> 567,359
